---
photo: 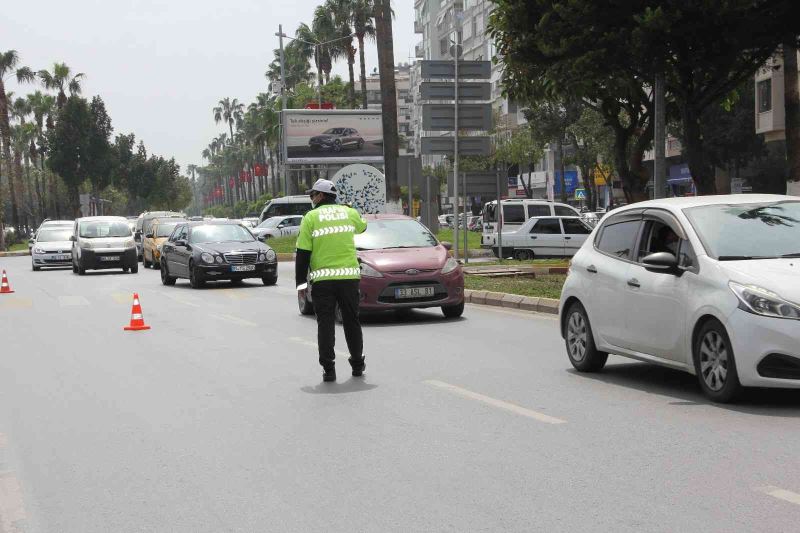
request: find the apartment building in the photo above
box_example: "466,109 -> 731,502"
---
361,64 -> 413,153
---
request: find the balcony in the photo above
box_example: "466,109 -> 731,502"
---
415,41 -> 425,59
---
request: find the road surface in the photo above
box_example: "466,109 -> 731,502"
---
1,256 -> 799,532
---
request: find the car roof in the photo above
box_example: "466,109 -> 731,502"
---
76,216 -> 128,222
180,220 -> 245,227
363,214 -> 416,221
612,194 -> 796,214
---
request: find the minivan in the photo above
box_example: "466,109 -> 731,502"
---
72,216 -> 138,275
259,195 -> 313,222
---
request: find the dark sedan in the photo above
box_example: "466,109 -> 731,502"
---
308,128 -> 364,152
160,221 -> 278,288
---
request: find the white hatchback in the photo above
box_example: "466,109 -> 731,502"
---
559,194 -> 800,402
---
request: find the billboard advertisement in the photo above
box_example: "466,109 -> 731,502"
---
284,109 -> 384,164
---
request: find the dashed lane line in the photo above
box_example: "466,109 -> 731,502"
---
210,313 -> 259,327
0,297 -> 32,309
58,295 -> 90,307
423,380 -> 567,425
756,486 -> 800,506
160,292 -> 201,308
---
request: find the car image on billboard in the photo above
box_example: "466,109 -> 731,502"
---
284,109 -> 384,164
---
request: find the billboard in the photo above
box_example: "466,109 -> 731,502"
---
284,109 -> 384,164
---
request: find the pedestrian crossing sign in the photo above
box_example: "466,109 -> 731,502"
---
574,188 -> 587,200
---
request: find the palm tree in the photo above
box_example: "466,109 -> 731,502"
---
213,97 -> 244,142
351,0 -> 376,109
10,98 -> 37,227
26,92 -> 56,219
38,62 -> 84,109
295,23 -> 323,90
0,50 -> 36,242
325,0 -> 357,108
313,6 -> 341,85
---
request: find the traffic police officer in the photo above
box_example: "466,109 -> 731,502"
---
295,179 -> 368,382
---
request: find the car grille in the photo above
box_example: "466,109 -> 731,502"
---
224,252 -> 258,265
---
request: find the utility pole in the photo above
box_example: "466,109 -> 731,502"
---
654,72 -> 666,199
277,24 -> 289,196
453,30 -> 460,262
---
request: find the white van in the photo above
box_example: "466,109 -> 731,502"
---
259,195 -> 314,222
481,199 -> 580,247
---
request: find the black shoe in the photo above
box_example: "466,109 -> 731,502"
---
323,368 -> 336,382
351,359 -> 366,377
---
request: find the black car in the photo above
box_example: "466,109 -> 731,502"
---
160,221 -> 278,288
308,128 -> 364,152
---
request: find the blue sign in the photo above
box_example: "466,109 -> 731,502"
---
507,176 -> 518,187
668,163 -> 692,184
553,170 -> 579,196
574,188 -> 586,200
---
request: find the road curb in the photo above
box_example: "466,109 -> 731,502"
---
464,288 -> 559,315
0,251 -> 29,257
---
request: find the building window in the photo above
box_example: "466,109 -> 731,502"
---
440,38 -> 449,56
758,79 -> 772,113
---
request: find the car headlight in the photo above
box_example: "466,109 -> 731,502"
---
265,249 -> 276,262
33,247 -> 46,254
201,252 -> 215,264
441,257 -> 460,274
215,255 -> 224,264
80,241 -> 93,250
360,262 -> 383,278
729,282 -> 800,320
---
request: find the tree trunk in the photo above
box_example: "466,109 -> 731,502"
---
682,106 -> 717,195
0,79 -> 20,237
784,39 -> 800,186
556,138 -> 567,202
580,164 -> 595,211
358,34 -> 368,109
68,184 -> 80,218
375,0 -> 400,203
347,47 -> 357,108
12,149 -> 24,233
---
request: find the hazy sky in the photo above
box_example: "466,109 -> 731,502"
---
3,0 -> 415,174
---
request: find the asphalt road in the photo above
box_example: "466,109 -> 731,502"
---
1,256 -> 800,532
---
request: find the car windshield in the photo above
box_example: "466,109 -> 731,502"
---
684,201 -> 800,259
79,221 -> 131,238
36,228 -> 73,242
354,219 -> 438,250
189,224 -> 255,243
257,218 -> 282,229
323,128 -> 345,134
156,222 -> 182,237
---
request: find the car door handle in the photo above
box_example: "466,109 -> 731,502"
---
564,236 -> 572,240
627,278 -> 641,288
586,265 -> 597,273
530,235 -> 537,239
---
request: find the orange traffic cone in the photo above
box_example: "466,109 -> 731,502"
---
123,293 -> 151,331
0,270 -> 14,294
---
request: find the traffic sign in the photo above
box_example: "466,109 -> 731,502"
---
422,104 -> 493,131
421,136 -> 491,156
419,82 -> 491,101
420,60 -> 491,80
447,171 -> 500,196
574,188 -> 587,200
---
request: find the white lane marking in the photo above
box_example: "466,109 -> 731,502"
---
210,313 -> 258,327
288,336 -> 349,359
756,486 -> 800,506
0,473 -> 27,533
111,292 -> 133,304
58,295 -> 89,307
424,380 -> 567,425
161,292 -> 201,308
0,297 -> 32,309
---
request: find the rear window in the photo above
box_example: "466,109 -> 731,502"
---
596,220 -> 641,260
562,219 -> 591,235
555,205 -> 577,217
531,219 -> 561,234
503,205 -> 525,224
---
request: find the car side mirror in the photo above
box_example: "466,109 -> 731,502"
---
642,252 -> 679,273
440,241 -> 452,251
277,224 -> 285,229
69,235 -> 76,242
175,239 -> 187,247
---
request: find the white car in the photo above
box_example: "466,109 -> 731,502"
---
559,194 -> 800,402
29,219 -> 73,249
494,216 -> 593,260
31,225 -> 74,270
251,215 -> 303,240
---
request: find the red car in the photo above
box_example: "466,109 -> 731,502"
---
298,214 -> 465,318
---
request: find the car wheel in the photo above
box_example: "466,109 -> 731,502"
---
693,319 -> 741,403
123,266 -> 130,273
130,263 -> 138,274
441,301 -> 465,318
78,260 -> 86,276
143,253 -> 150,269
564,302 -> 608,372
333,139 -> 342,152
357,139 -> 364,149
514,249 -> 534,261
298,289 -> 314,315
262,274 -> 277,286
32,262 -> 40,272
161,260 -> 176,286
189,261 -> 205,289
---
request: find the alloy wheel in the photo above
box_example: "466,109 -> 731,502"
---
699,331 -> 729,391
566,311 -> 588,362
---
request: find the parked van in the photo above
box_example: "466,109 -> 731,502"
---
481,199 -> 581,247
258,195 -> 313,222
135,211 -> 184,260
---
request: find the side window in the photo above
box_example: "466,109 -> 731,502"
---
527,205 -> 550,218
678,240 -> 697,270
637,221 -> 681,261
555,205 -> 577,217
562,219 -> 591,235
531,218 -> 562,234
177,226 -> 188,241
596,220 -> 641,260
290,203 -> 311,216
503,205 -> 525,224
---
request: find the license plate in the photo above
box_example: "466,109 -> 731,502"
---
231,265 -> 255,272
395,286 -> 435,299
100,256 -> 118,262
54,254 -> 70,261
